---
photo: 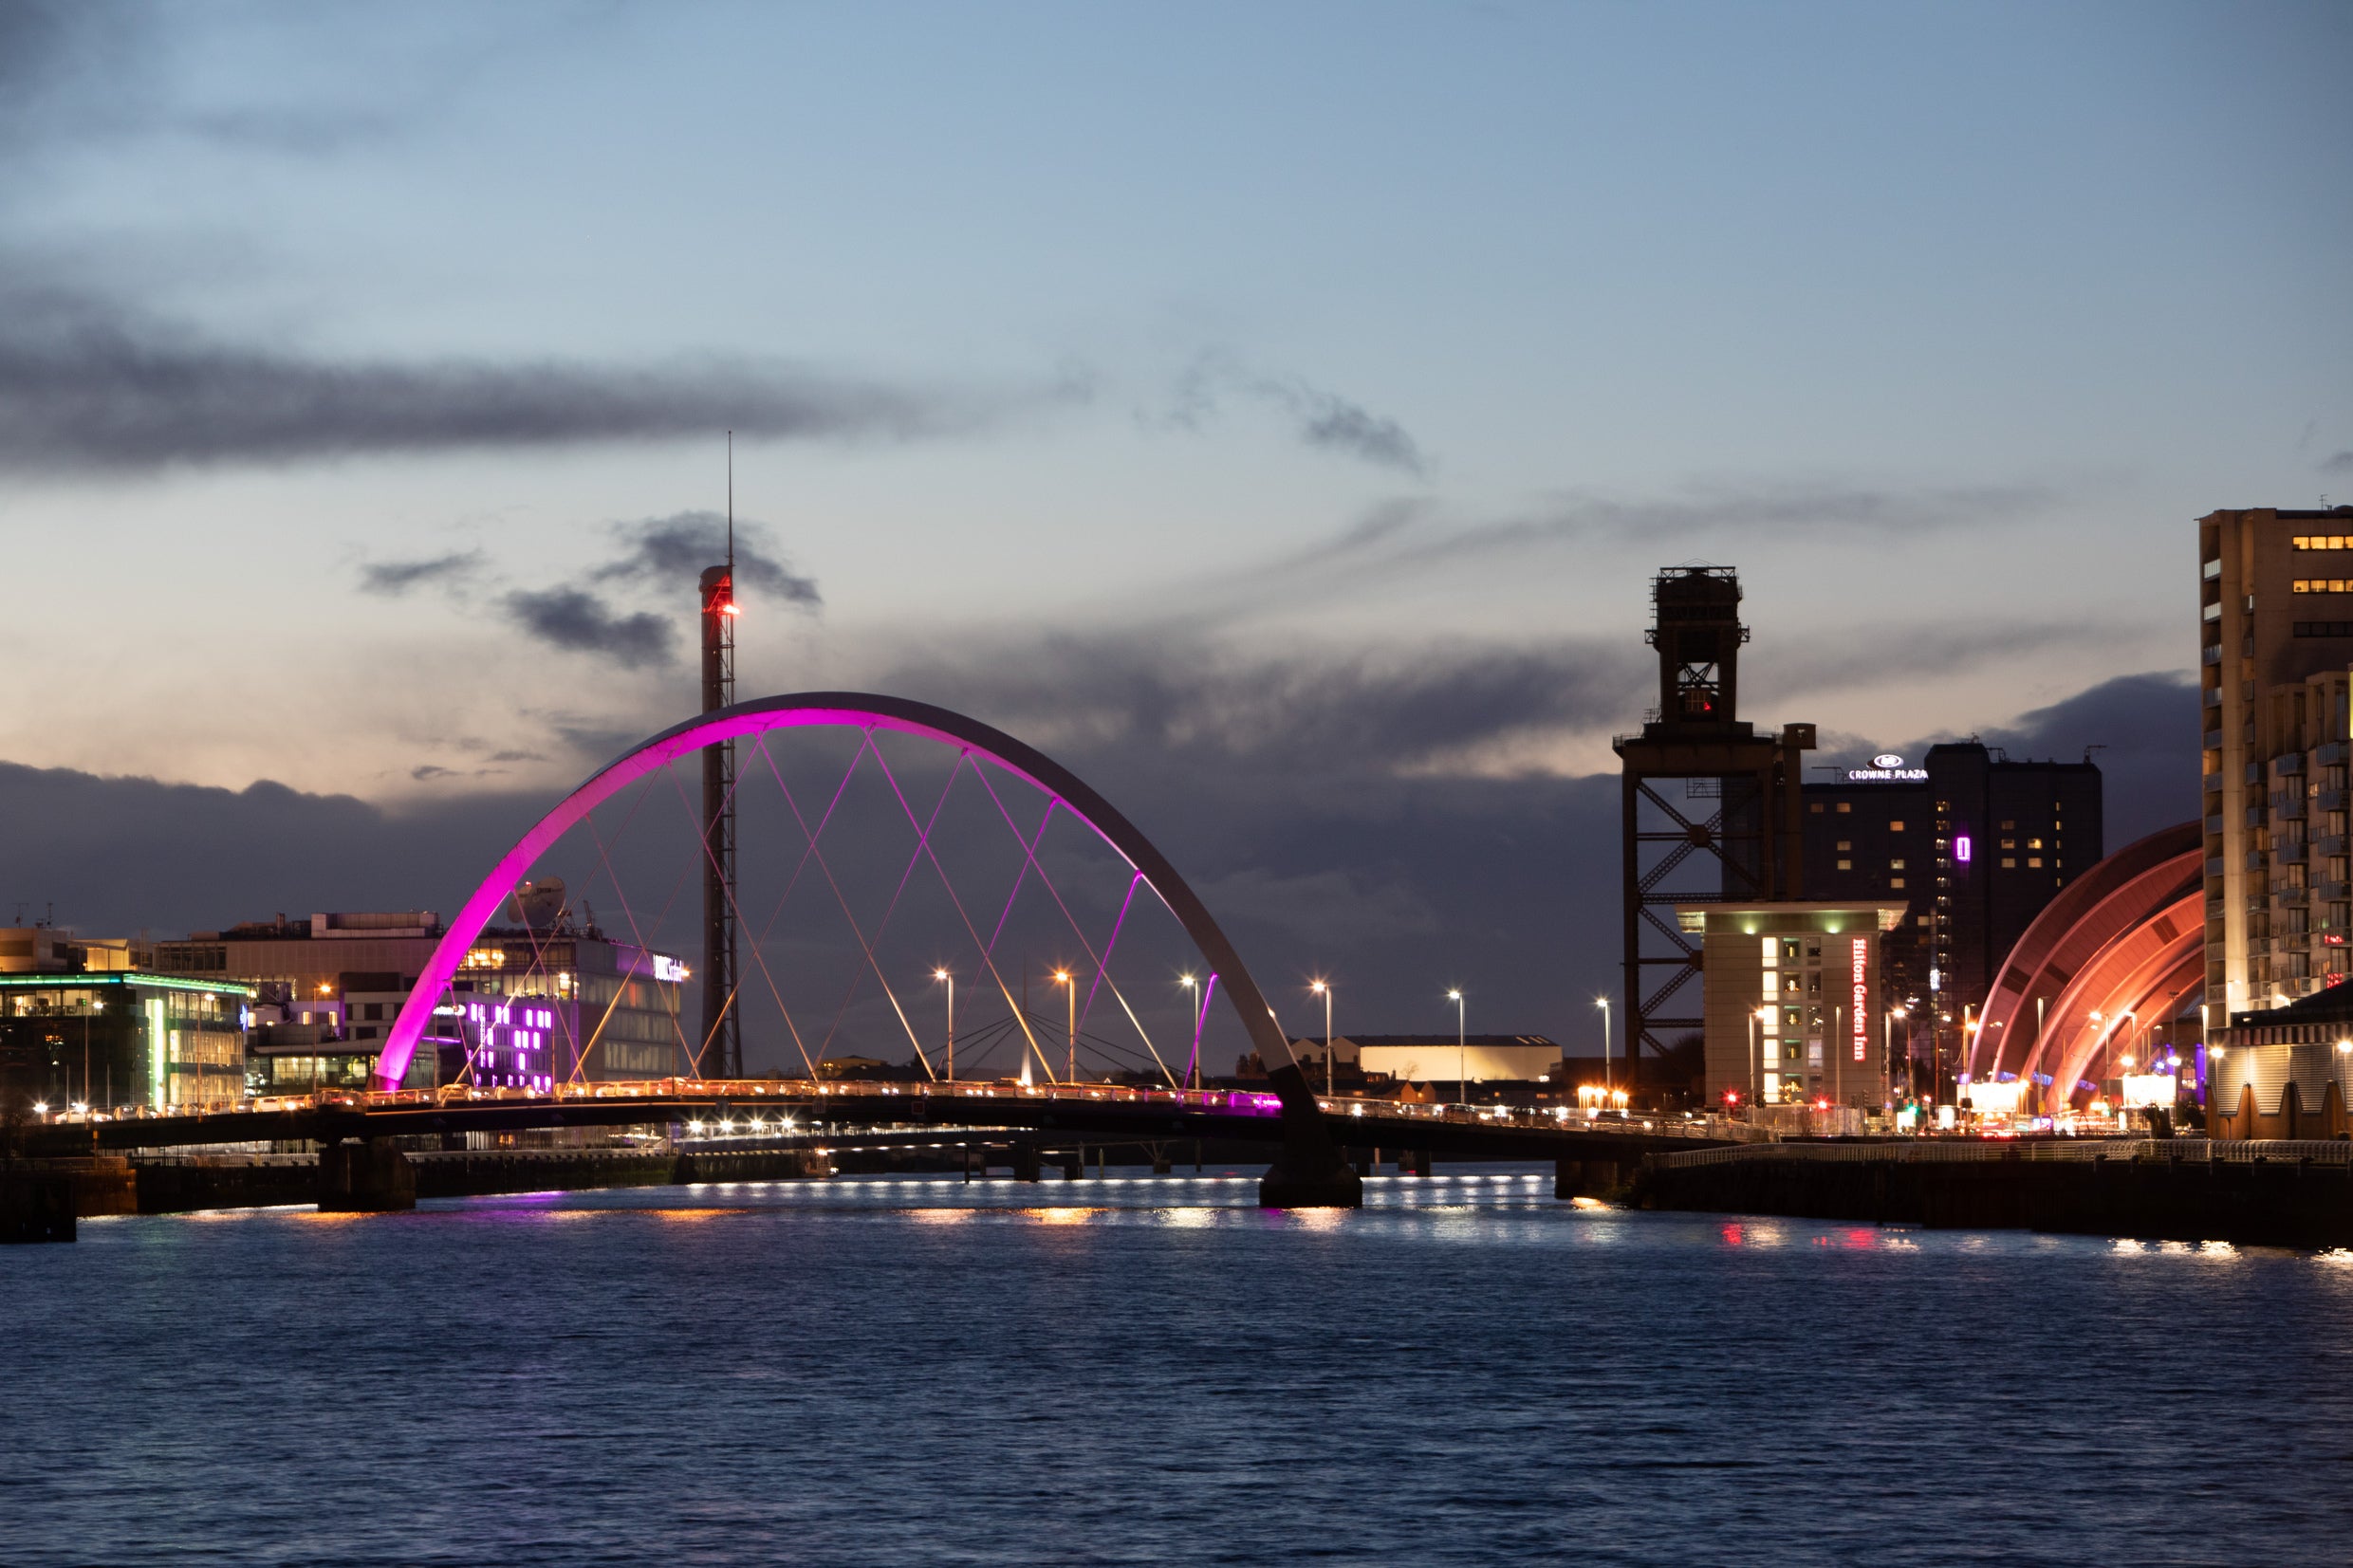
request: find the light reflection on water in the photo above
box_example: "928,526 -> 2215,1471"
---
9,1163 -> 2351,1567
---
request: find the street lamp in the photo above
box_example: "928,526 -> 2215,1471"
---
1447,989 -> 1466,1107
933,968 -> 954,1081
1885,1005 -> 1906,1109
1596,996 -> 1611,1096
1748,1005 -> 1773,1110
1054,969 -> 1075,1082
1310,980 -> 1333,1097
1180,974 -> 1200,1091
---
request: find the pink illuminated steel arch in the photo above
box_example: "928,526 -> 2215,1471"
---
369,692 -> 1317,1112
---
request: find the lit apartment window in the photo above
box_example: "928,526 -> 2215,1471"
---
1889,820 -> 1905,832
1890,858 -> 1906,870
2002,857 -> 2017,868
1835,839 -> 1852,851
2028,857 -> 2044,868
2029,838 -> 2043,849
2294,580 -> 2353,593
1837,858 -> 1853,871
2000,839 -> 2016,849
2000,820 -> 2015,830
1890,876 -> 1906,889
1810,802 -> 1825,814
1836,802 -> 1851,814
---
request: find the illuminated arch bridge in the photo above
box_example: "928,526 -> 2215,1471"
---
368,692 -> 1362,1207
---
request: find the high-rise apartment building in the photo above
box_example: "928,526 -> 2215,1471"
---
2200,506 -> 2353,1018
1804,743 -> 2102,1091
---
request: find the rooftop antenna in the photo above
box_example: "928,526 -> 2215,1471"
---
2084,743 -> 2108,766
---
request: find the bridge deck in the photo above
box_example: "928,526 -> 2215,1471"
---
30,1079 -> 1750,1163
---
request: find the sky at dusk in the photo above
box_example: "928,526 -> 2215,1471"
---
3,1 -> 2348,1062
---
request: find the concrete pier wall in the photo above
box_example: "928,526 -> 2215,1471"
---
1637,1143 -> 2353,1248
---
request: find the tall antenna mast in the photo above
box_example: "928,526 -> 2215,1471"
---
696,433 -> 741,1079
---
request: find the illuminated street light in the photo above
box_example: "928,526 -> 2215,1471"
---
933,969 -> 954,1081
1310,980 -> 1333,1097
1596,996 -> 1612,1097
1054,969 -> 1075,1082
1180,974 -> 1200,1091
1447,989 -> 1466,1108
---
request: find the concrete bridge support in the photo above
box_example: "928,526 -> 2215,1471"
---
318,1138 -> 417,1212
1,1171 -> 76,1243
1012,1143 -> 1042,1183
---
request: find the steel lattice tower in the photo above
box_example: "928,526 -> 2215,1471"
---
697,543 -> 740,1079
1613,566 -> 1813,1085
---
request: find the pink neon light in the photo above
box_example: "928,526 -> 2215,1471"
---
371,696 -> 1308,1097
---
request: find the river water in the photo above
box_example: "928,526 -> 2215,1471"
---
3,1167 -> 2347,1566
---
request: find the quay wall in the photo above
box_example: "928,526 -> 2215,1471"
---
1636,1140 -> 2353,1248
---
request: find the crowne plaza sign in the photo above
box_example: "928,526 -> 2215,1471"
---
1844,750 -> 1927,782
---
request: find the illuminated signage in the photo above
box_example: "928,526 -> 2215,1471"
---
1850,937 -> 1869,1063
1844,751 -> 1927,782
1955,835 -> 1973,863
653,954 -> 688,983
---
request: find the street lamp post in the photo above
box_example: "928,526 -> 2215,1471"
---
1055,969 -> 1075,1083
1181,974 -> 1199,1091
1885,1005 -> 1905,1113
1747,1005 -> 1773,1112
934,969 -> 954,1081
1448,989 -> 1466,1107
1597,996 -> 1611,1096
1311,980 -> 1333,1097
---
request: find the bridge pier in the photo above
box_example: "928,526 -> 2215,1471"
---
1012,1143 -> 1042,1183
318,1138 -> 417,1212
1061,1150 -> 1083,1180
1399,1149 -> 1433,1178
1,1171 -> 76,1244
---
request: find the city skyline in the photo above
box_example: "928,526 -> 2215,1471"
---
3,1 -> 2346,1042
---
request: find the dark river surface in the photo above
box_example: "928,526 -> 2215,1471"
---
5,1166 -> 2349,1567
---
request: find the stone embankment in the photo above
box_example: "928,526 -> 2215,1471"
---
1636,1137 -> 2353,1248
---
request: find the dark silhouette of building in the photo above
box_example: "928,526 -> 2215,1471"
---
1803,742 -> 2102,1092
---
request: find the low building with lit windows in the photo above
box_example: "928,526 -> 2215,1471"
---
0,970 -> 256,1113
1678,901 -> 1905,1110
153,900 -> 690,1085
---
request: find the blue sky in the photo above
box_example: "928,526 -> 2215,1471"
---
1,1 -> 2345,1053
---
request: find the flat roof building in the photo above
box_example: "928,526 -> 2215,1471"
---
1678,901 -> 1905,1109
153,899 -> 690,1084
0,970 -> 255,1113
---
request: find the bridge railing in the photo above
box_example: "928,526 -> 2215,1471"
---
1652,1136 -> 2353,1170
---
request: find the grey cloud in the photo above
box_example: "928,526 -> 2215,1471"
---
594,511 -> 822,607
1156,353 -> 1428,476
485,748 -> 547,765
504,587 -> 675,670
1747,617 -> 2130,704
1281,482 -> 2055,583
1293,393 -> 1424,474
411,765 -> 456,782
881,631 -> 1646,777
2322,451 -> 2353,476
358,549 -> 485,597
0,278 -> 1032,475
